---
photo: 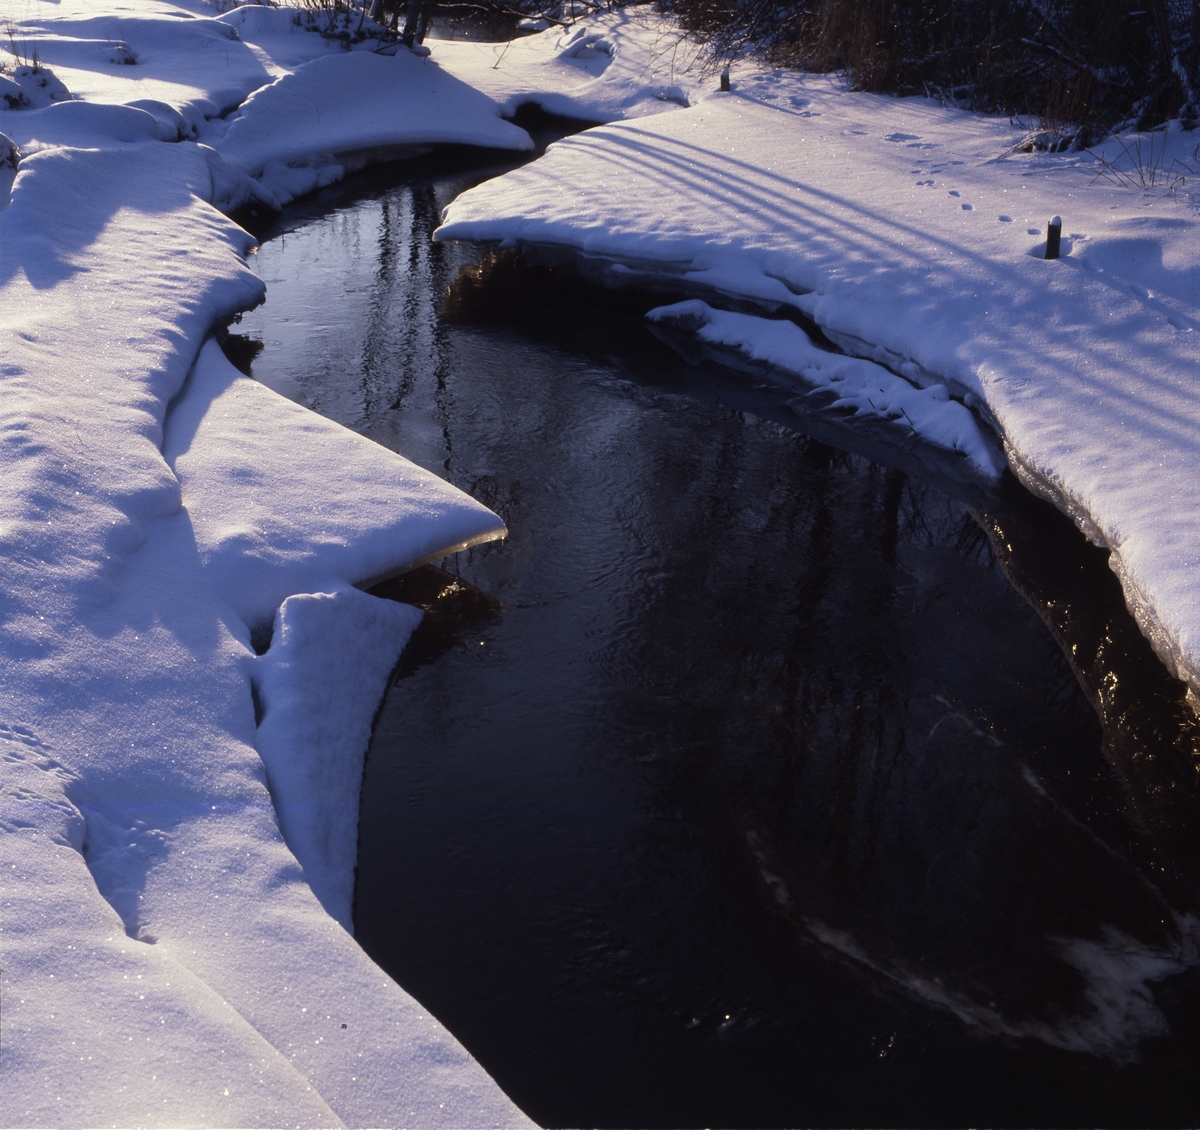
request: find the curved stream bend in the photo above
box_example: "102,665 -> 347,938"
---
232,150 -> 1200,1128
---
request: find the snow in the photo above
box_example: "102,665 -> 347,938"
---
6,6 -> 275,126
647,299 -> 1006,480
435,67 -> 1200,706
214,49 -> 532,205
432,8 -> 708,122
167,339 -> 507,935
167,339 -> 506,627
254,585 -> 423,933
1,0 -> 533,202
3,0 -> 1198,1115
3,99 -> 175,151
0,3 -> 530,1125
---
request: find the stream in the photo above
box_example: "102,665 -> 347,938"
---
232,126 -> 1200,1127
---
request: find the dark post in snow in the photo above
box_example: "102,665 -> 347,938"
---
720,66 -> 730,92
1046,215 -> 1062,260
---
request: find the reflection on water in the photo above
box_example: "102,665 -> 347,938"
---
978,500 -> 1200,908
237,156 -> 1200,1126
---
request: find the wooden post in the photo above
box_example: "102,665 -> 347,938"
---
1046,215 -> 1062,260
720,66 -> 730,92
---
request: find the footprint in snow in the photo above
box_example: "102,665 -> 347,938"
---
885,132 -> 922,142
1131,283 -> 1151,299
961,203 -> 973,210
1027,228 -> 1040,235
948,190 -> 961,197
998,215 -> 1013,222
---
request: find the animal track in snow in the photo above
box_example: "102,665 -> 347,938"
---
0,727 -> 84,850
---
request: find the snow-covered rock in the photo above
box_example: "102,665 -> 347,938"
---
0,62 -> 72,109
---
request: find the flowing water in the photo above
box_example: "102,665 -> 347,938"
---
234,136 -> 1200,1127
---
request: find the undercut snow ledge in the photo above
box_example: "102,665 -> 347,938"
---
166,339 -> 507,628
647,300 -> 1006,480
254,585 -> 424,934
215,50 -> 533,205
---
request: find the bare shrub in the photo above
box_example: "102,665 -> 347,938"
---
661,0 -> 1200,136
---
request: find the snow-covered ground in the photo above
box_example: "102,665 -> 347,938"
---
432,6 -> 707,121
435,26 -> 1200,708
2,0 -> 1198,1118
0,2 -> 533,1125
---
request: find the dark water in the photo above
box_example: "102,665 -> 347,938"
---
235,145 -> 1200,1127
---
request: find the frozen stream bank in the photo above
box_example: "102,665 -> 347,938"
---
0,4 -> 534,1123
435,45 -> 1200,716
238,157 -> 1200,1127
2,0 -> 1197,1120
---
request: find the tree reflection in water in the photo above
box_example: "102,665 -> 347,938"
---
236,161 -> 1200,1128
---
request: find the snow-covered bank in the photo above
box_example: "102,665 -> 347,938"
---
646,299 -> 1006,479
433,8 -> 707,122
1,0 -> 533,206
435,57 -> 1200,705
1,2 -> 533,1124
3,0 -> 1197,1113
213,48 -> 531,205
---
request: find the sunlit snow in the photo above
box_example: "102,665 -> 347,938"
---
2,0 -> 1199,1121
0,4 -> 523,1125
436,54 -> 1200,707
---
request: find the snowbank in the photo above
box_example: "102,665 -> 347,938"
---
436,71 -> 1200,704
1,2 -> 532,1125
5,4 -> 277,127
167,339 -> 507,626
647,299 -> 1006,479
255,585 -> 423,933
432,8 -> 708,122
2,0 -> 533,204
215,49 -> 532,205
